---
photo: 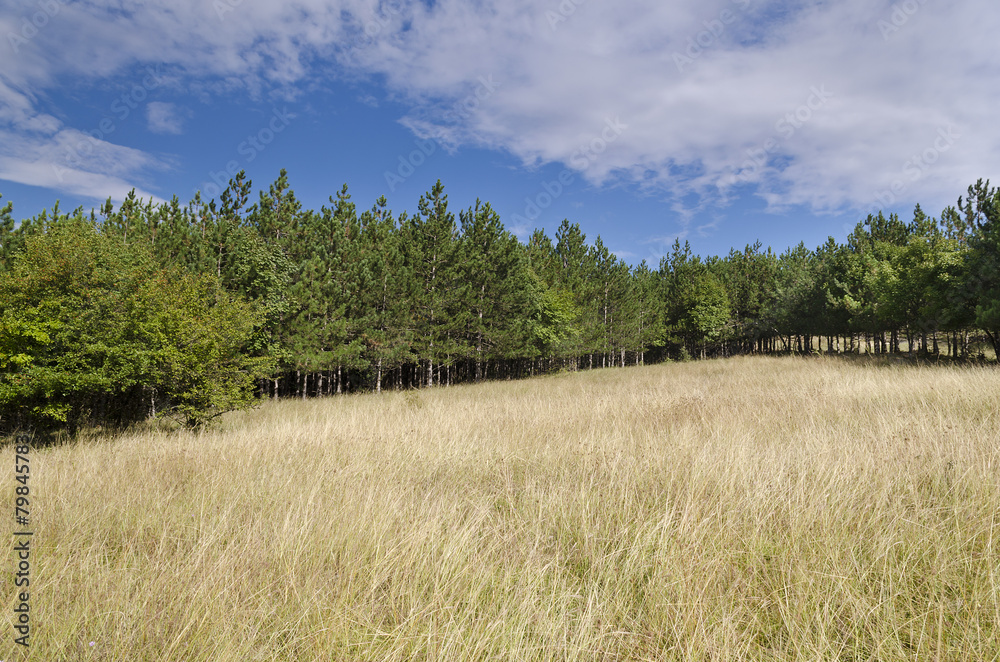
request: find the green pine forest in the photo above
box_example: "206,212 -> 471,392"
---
2,171 -> 999,432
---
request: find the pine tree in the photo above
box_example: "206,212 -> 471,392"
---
357,197 -> 413,392
0,194 -> 19,271
457,200 -> 531,380
960,180 -> 1000,358
554,220 -> 597,366
630,261 -> 666,364
404,181 -> 458,387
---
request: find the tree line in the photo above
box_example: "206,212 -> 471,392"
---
1,171 -> 998,431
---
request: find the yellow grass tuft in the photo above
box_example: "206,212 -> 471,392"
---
4,356 -> 1000,660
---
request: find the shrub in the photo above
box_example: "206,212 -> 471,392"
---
0,218 -> 273,432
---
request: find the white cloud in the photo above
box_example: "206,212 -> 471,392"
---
345,0 -> 999,217
0,154 -> 162,204
146,102 -> 187,134
2,0 -> 998,216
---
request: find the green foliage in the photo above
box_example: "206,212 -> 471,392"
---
660,240 -> 731,358
683,272 -> 731,356
457,200 -> 533,373
0,194 -> 19,270
0,218 -> 271,431
404,180 -> 460,384
526,273 -> 580,355
144,273 -> 273,427
355,197 -> 414,390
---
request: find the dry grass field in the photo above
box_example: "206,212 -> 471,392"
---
3,356 -> 1000,661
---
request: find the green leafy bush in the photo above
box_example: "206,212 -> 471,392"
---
0,218 -> 273,432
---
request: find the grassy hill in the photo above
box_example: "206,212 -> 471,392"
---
5,356 -> 1000,660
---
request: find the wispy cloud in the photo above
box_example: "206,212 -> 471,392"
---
146,102 -> 188,134
0,78 -> 166,202
0,154 -> 162,203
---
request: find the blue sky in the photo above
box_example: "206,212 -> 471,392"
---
1,0 -> 997,263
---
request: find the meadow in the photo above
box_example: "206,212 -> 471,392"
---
3,355 -> 999,661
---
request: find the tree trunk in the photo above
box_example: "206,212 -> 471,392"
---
476,295 -> 484,382
986,330 -> 1000,362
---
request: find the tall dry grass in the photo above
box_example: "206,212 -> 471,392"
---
3,356 -> 1000,660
